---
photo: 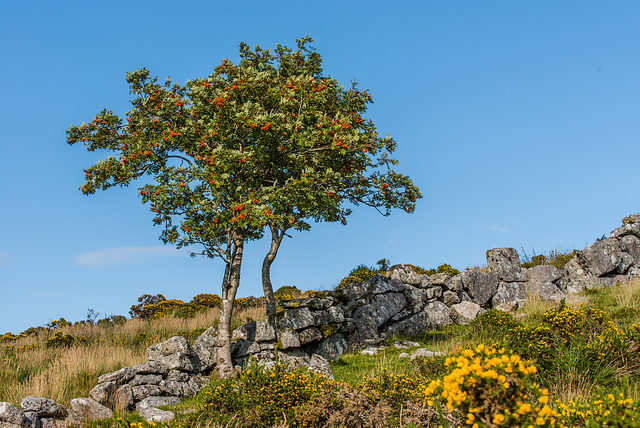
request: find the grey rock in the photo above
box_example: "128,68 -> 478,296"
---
114,384 -> 134,411
136,396 -> 181,411
131,385 -> 162,401
348,305 -> 379,348
529,282 -> 565,301
381,312 -> 430,338
232,321 -> 275,343
327,306 -> 345,323
428,273 -> 452,288
308,354 -> 334,380
388,265 -> 422,286
370,292 -> 407,327
97,366 -> 135,385
89,381 -> 116,405
192,326 -> 217,373
449,301 -> 484,325
166,370 -> 190,383
138,408 -> 175,423
277,307 -> 315,330
459,270 -> 499,307
425,287 -> 442,300
394,340 -> 420,349
617,253 -> 636,274
611,223 -> 640,239
525,265 -> 565,301
130,374 -> 162,386
308,333 -> 348,362
619,235 -> 640,266
231,339 -> 263,357
360,346 -> 384,355
492,282 -> 528,311
0,402 -> 28,427
581,238 -> 626,276
277,328 -> 301,349
334,281 -> 370,301
425,301 -> 453,329
487,248 -> 524,282
442,290 -> 460,307
312,311 -> 330,326
524,265 -> 563,284
449,275 -> 464,292
132,360 -> 170,377
69,398 -> 112,422
22,412 -> 40,428
564,253 -> 591,280
408,349 -> 445,360
147,336 -> 201,373
298,327 -> 323,345
622,213 -> 640,224
20,397 -> 66,419
159,380 -> 198,397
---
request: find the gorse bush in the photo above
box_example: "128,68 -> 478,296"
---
422,344 -> 558,427
190,293 -> 222,308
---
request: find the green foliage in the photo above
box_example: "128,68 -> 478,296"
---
274,285 -> 301,297
337,264 -> 379,288
96,315 -> 127,327
45,332 -> 77,348
376,258 -> 391,272
520,248 -> 577,269
172,303 -> 205,319
46,318 -> 72,329
129,294 -> 167,319
191,362 -> 329,427
435,263 -> 460,276
190,293 -> 222,308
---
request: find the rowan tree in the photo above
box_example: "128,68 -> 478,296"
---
67,37 -> 420,377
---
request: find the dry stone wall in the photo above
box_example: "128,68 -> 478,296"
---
2,213 -> 639,427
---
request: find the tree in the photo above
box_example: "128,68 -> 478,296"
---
67,36 -> 420,377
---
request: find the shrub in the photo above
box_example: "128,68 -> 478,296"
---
274,285 -> 302,297
193,362 -> 329,427
338,264 -> 379,288
556,392 -> 640,427
129,293 -> 166,318
147,299 -> 185,319
0,332 -> 18,343
46,332 -> 76,348
173,303 -> 205,319
190,293 -> 222,308
421,344 -> 558,427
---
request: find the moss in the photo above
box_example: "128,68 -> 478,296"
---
320,324 -> 339,339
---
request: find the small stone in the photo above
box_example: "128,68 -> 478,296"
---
138,408 -> 175,423
136,396 -> 181,411
20,397 -> 66,419
69,398 -> 113,422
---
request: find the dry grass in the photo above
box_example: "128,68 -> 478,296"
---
0,305 -> 265,407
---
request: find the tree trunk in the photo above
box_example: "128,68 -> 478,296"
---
216,230 -> 245,379
261,224 -> 286,328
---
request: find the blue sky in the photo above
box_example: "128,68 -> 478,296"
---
1,1 -> 639,335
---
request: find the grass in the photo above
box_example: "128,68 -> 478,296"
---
3,277 -> 640,427
0,305 -> 265,407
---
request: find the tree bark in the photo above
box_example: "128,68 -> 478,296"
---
216,230 -> 245,379
261,224 -> 286,328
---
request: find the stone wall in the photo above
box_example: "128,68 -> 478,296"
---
2,213 -> 639,427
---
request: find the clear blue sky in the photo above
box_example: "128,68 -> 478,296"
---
1,1 -> 639,335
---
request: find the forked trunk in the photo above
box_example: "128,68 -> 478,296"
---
216,230 -> 245,379
261,224 -> 286,328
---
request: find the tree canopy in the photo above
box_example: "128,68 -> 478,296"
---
67,36 -> 421,377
